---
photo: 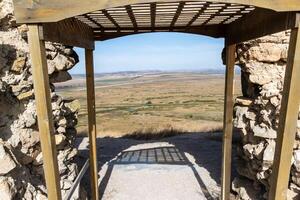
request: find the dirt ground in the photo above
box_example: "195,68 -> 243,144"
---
75,132 -> 240,200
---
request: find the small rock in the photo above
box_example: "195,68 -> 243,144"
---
57,126 -> 66,134
65,99 -> 80,113
0,176 -> 16,200
55,134 -> 66,148
17,90 -> 34,101
11,57 -> 26,73
0,144 -> 16,175
33,152 -> 43,165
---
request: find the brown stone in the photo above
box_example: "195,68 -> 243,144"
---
11,57 -> 26,73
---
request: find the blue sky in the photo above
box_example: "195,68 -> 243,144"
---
69,32 -> 224,74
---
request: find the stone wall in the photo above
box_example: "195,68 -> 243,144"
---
232,31 -> 300,199
0,0 -> 84,199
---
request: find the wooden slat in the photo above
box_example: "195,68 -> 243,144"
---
42,18 -> 94,49
150,3 -> 156,31
102,10 -> 121,29
12,0 -> 300,23
226,9 -> 299,45
84,14 -> 104,30
170,2 -> 185,29
268,27 -> 300,200
186,3 -> 209,28
125,5 -> 138,31
202,4 -> 228,25
221,41 -> 236,200
85,49 -> 99,200
28,25 -> 61,200
220,6 -> 248,24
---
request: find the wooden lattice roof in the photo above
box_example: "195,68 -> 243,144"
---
13,0 -> 300,48
73,1 -> 255,40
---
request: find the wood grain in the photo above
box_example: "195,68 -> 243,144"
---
269,27 -> 300,200
85,49 -> 99,200
28,25 -> 61,200
221,41 -> 236,200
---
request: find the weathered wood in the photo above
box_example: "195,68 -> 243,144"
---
125,5 -> 138,31
12,0 -> 300,24
150,3 -> 156,31
221,42 -> 236,200
43,18 -> 94,49
226,9 -> 299,45
94,24 -> 225,40
268,27 -> 300,200
102,10 -> 120,29
84,14 -> 104,31
170,2 -> 185,30
186,3 -> 209,28
27,25 -> 61,200
85,49 -> 99,200
202,4 -> 228,25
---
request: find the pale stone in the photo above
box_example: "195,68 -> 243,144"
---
11,57 -> 25,73
55,133 -> 66,148
262,140 -> 275,169
33,152 -> 43,165
57,126 -> 66,134
0,176 -> 16,200
0,144 -> 16,175
236,97 -> 253,106
17,90 -> 34,100
248,43 -> 282,63
293,150 -> 300,172
65,99 -> 81,113
252,123 -> 277,139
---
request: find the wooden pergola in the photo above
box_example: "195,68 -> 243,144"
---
12,0 -> 300,200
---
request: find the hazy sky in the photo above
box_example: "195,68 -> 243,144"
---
69,32 -> 224,74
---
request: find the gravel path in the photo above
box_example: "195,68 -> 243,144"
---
76,132 -> 239,200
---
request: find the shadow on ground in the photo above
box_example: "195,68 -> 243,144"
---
75,132 -> 240,200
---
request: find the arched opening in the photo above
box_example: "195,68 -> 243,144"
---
55,32 -> 242,199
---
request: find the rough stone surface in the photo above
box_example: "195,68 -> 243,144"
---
232,31 -> 300,199
0,0 -> 85,199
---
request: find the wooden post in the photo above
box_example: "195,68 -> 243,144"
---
27,25 -> 61,200
221,42 -> 236,200
85,48 -> 99,200
269,27 -> 300,200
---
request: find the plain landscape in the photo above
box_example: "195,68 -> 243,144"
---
56,71 -> 242,138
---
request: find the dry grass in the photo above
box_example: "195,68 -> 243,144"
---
56,72 -> 241,138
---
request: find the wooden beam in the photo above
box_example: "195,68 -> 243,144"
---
150,3 -> 156,31
12,0 -> 300,23
84,14 -> 104,31
170,2 -> 185,30
42,18 -> 94,49
27,25 -> 61,200
85,49 -> 99,200
125,5 -> 138,31
94,24 -> 225,40
186,3 -> 209,28
226,9 -> 299,45
268,27 -> 300,200
102,10 -> 120,29
221,41 -> 236,200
